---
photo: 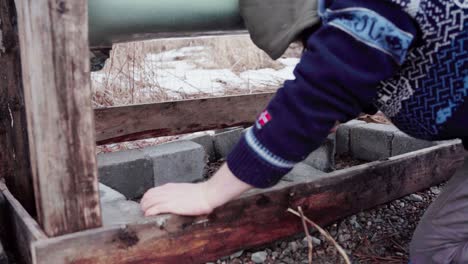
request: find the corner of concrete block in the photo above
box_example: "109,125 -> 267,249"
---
213,127 -> 243,159
284,163 -> 327,182
147,141 -> 206,187
304,135 -> 336,172
97,148 -> 154,200
336,120 -> 366,155
181,134 -> 216,161
99,183 -> 126,204
349,123 -> 398,161
391,131 -> 436,156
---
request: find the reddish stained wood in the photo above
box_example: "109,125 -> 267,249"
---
0,0 -> 35,215
15,0 -> 101,236
0,182 -> 46,264
32,143 -> 465,264
94,93 -> 274,145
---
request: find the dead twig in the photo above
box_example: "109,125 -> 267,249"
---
288,207 -> 351,264
298,207 -> 313,264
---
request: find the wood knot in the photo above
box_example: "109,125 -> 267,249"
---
56,1 -> 70,14
114,228 -> 139,249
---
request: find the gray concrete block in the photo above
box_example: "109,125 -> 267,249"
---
304,134 -> 336,172
98,149 -> 154,200
336,120 -> 366,155
391,131 -> 436,156
284,163 -> 327,182
99,183 -> 126,204
181,133 -> 215,161
101,200 -> 144,226
142,141 -> 205,187
350,123 -> 399,161
213,128 -> 243,158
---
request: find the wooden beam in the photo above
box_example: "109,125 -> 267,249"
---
0,182 -> 46,264
0,0 -> 35,215
15,0 -> 101,236
31,143 -> 465,264
95,93 -> 274,145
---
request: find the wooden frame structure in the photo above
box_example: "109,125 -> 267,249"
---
0,1 -> 466,263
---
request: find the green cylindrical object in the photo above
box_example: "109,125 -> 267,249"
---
89,0 -> 244,48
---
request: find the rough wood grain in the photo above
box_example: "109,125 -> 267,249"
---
15,0 -> 101,236
32,143 -> 466,264
0,0 -> 35,215
95,93 -> 274,145
0,182 -> 46,264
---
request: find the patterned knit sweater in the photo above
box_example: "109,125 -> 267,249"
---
227,0 -> 467,188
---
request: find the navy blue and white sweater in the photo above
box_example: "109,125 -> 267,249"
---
227,0 -> 467,188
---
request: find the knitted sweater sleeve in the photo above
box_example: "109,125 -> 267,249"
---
227,0 -> 419,188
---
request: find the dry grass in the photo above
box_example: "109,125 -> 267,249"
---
91,35 -> 302,108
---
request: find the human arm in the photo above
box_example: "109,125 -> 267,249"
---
141,163 -> 251,216
141,0 -> 419,216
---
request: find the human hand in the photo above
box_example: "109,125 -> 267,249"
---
141,182 -> 213,216
141,163 -> 252,217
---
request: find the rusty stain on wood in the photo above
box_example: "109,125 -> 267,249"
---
15,0 -> 101,236
95,93 -> 274,145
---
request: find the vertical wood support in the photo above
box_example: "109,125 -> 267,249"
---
15,0 -> 102,236
0,0 -> 36,215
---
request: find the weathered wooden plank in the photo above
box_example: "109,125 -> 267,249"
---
0,182 -> 46,264
95,93 -> 274,145
15,0 -> 101,236
0,0 -> 35,215
32,143 -> 466,264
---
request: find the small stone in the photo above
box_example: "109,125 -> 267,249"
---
367,221 -> 372,226
289,241 -> 299,252
431,187 -> 441,195
338,234 -> 351,243
230,250 -> 244,259
409,194 -> 424,202
251,251 -> 268,263
311,236 -> 322,246
400,202 -> 405,208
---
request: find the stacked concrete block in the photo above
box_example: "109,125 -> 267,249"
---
98,149 -> 154,200
304,134 -> 336,172
350,123 -> 399,161
284,163 -> 327,182
101,200 -> 145,226
142,141 -> 205,187
99,183 -> 126,204
181,133 -> 216,161
336,120 -> 366,155
391,131 -> 436,156
213,128 -> 243,159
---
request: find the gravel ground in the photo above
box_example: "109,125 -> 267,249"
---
209,184 -> 443,264
2,157 -> 444,264
205,155 -> 443,264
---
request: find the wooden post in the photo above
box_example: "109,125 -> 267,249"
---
15,0 -> 102,236
0,0 -> 35,215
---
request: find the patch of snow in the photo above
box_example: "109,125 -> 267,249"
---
92,45 -> 301,99
278,58 -> 300,67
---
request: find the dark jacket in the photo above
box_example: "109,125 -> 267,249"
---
229,0 -> 468,188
